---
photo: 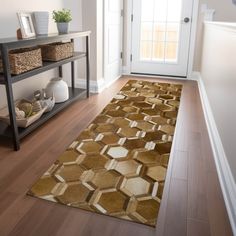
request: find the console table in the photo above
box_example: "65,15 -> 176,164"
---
0,31 -> 91,151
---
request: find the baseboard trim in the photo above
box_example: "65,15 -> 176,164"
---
196,72 -> 236,235
75,75 -> 122,94
75,78 -> 106,93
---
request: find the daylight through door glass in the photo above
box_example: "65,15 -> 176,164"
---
140,0 -> 182,63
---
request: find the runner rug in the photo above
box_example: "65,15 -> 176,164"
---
28,80 -> 182,227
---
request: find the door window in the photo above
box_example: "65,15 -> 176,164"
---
140,0 -> 182,63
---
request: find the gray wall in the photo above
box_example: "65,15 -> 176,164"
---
81,0 -> 104,82
0,0 -> 65,109
200,23 -> 236,181
0,0 -> 83,109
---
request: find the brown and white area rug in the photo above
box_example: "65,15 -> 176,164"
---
28,80 -> 182,227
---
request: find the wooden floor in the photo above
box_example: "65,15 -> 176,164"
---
0,76 -> 232,236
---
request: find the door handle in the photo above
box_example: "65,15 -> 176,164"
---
183,17 -> 190,23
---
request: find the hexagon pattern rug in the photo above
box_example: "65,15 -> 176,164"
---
28,80 -> 182,227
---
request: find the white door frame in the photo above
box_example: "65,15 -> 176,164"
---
123,0 -> 200,79
104,0 -> 124,87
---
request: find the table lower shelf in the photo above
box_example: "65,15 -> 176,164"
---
0,87 -> 86,139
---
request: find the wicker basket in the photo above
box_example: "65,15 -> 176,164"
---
0,47 -> 42,75
0,100 -> 47,128
40,42 -> 74,61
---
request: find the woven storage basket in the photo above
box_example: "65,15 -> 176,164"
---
40,42 -> 74,61
0,100 -> 47,128
0,47 -> 42,75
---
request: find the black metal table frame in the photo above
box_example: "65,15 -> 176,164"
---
0,31 -> 91,151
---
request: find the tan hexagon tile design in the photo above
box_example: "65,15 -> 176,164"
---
118,127 -> 139,138
155,142 -> 172,155
122,106 -> 139,113
114,160 -> 142,177
77,129 -> 96,141
159,94 -> 174,100
58,149 -> 80,164
80,154 -> 109,170
142,108 -> 161,116
167,100 -> 180,107
106,109 -> 127,118
136,121 -> 155,132
100,133 -> 120,145
143,131 -> 165,142
107,146 -> 129,159
151,116 -> 169,126
90,170 -> 121,189
126,113 -> 145,121
57,183 -> 92,205
121,177 -> 150,196
93,114 -> 110,124
30,177 -> 58,197
133,102 -> 153,109
147,97 -> 163,104
55,164 -> 85,182
155,104 -> 173,112
164,110 -> 178,118
28,80 -> 182,227
111,117 -> 130,128
146,166 -> 167,182
95,190 -> 128,214
159,124 -> 175,135
135,150 -> 162,164
94,124 -> 119,133
135,198 -> 160,223
77,141 -> 103,154
123,139 -> 146,150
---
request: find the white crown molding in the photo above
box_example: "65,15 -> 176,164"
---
194,71 -> 236,235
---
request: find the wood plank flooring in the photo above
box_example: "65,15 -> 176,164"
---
0,76 -> 233,236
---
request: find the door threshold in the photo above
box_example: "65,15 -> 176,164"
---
129,73 -> 187,80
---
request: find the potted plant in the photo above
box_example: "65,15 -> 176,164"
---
52,9 -> 72,34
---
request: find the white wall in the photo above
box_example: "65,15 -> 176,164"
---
200,22 -> 236,181
81,0 -> 104,82
0,0 -> 64,109
200,23 -> 236,233
193,0 -> 236,70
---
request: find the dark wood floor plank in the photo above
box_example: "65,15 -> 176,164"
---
187,132 -> 209,222
172,150 -> 188,180
207,172 -> 233,236
164,178 -> 188,236
8,201 -> 54,236
187,219 -> 211,236
0,196 -> 36,236
55,210 -> 92,236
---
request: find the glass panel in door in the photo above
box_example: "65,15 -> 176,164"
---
140,0 -> 182,63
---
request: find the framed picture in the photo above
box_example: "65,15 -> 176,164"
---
17,12 -> 36,38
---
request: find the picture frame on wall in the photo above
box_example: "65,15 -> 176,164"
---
17,12 -> 36,38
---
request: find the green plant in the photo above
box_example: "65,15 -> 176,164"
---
52,9 -> 72,23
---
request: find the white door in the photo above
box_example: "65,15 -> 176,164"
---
104,0 -> 123,84
131,0 -> 193,77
